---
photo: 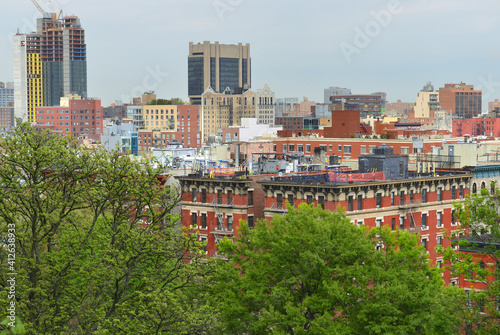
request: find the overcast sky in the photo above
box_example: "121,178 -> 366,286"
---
1,0 -> 500,108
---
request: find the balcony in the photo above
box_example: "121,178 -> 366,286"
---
270,201 -> 287,212
398,199 -> 422,210
211,198 -> 234,208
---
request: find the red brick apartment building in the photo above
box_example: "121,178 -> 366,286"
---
35,99 -> 103,137
178,166 -> 471,284
453,117 -> 500,138
273,138 -> 448,160
177,174 -> 267,257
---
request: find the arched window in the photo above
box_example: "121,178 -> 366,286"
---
472,183 -> 477,194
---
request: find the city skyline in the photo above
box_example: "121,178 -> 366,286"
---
2,0 -> 500,108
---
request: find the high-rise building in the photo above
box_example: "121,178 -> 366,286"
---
188,41 -> 251,104
13,33 -> 43,122
13,12 -> 87,123
438,82 -> 481,119
37,13 -> 87,105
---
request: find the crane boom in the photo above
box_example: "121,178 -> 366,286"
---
30,0 -> 45,15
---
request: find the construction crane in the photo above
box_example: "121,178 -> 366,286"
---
30,0 -> 45,15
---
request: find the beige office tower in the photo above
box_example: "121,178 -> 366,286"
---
188,41 -> 251,105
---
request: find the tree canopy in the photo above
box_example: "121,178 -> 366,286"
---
0,125 -> 216,334
441,184 -> 500,334
212,203 -> 462,334
148,98 -> 185,105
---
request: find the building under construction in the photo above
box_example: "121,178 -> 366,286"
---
14,1 -> 87,121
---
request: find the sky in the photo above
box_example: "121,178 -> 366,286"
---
1,0 -> 500,109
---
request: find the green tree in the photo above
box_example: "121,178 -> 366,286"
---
212,204 -> 461,334
0,125 -> 217,334
441,184 -> 500,333
149,98 -> 185,105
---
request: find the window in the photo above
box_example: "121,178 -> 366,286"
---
306,144 -> 311,153
451,210 -> 456,225
282,144 -> 287,153
191,213 -> 197,227
307,195 -> 313,204
217,190 -> 223,204
422,189 -> 427,203
288,144 -> 294,152
391,191 -> 395,206
201,189 -> 207,203
422,238 -> 427,250
410,190 -> 414,204
376,193 -> 382,208
318,195 -> 324,209
192,188 -> 197,202
338,145 -> 342,151
297,144 -> 303,152
376,219 -> 382,230
401,147 -> 410,154
452,186 -> 456,200
400,217 -> 404,229
422,213 -> 427,229
357,194 -> 363,210
492,182 -> 496,195
360,145 -> 367,154
344,145 -> 351,154
391,218 -> 395,230
227,190 -> 233,205
200,236 -> 207,253
329,145 -> 333,151
287,194 -> 294,207
277,193 -> 283,209
348,196 -> 353,211
400,191 -> 405,206
248,216 -> 254,229
227,216 -> 233,231
459,185 -> 463,199
437,187 -> 442,201
437,212 -> 442,228
201,214 -> 207,229
437,235 -> 442,245
248,191 -> 253,206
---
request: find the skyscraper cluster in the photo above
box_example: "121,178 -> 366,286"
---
13,12 -> 86,123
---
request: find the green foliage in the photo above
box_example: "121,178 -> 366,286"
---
148,98 -> 185,105
0,125 -> 217,334
212,204 -> 461,334
0,317 -> 25,334
441,183 -> 500,333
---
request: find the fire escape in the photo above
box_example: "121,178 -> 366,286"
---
211,193 -> 235,247
398,198 -> 421,234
